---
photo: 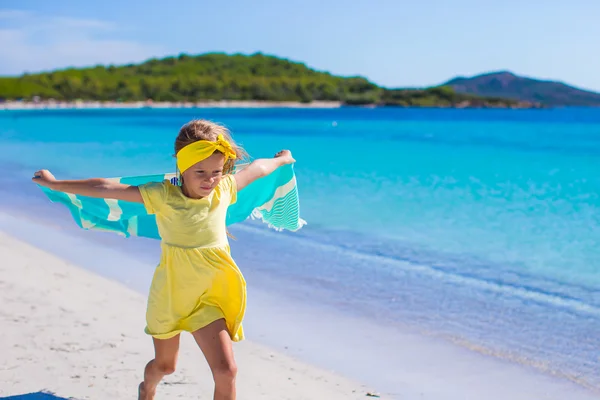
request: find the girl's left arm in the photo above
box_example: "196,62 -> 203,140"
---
234,150 -> 295,191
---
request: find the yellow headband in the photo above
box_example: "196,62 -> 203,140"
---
176,134 -> 237,174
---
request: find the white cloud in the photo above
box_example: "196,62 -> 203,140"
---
0,9 -> 164,75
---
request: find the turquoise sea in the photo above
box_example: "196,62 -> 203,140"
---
1,107 -> 599,393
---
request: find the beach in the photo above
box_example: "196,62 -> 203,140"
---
2,107 -> 600,400
0,230 -> 375,400
0,99 -> 540,110
1,0 -> 599,398
2,214 -> 600,400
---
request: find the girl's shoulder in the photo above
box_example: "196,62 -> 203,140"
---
138,179 -> 174,214
217,174 -> 238,204
218,174 -> 236,190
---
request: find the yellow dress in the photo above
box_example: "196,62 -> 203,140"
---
138,174 -> 246,341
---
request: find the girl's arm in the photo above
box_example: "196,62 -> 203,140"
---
32,169 -> 143,203
234,150 -> 295,191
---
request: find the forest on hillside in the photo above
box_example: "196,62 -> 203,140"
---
0,52 -> 528,107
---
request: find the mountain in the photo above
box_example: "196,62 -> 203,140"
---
444,71 -> 600,107
0,52 -> 529,108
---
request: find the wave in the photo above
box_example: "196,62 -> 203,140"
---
235,221 -> 600,318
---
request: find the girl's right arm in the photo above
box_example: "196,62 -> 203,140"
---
32,169 -> 143,203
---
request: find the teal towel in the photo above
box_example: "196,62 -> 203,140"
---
36,164 -> 306,239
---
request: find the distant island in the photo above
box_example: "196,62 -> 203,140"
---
444,71 -> 600,107
0,52 -> 548,109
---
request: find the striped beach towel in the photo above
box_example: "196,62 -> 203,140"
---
36,163 -> 306,239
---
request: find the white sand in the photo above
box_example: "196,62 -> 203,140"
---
0,231 -> 378,400
0,100 -> 343,110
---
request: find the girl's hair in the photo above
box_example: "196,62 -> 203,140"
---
174,119 -> 249,240
174,119 -> 250,175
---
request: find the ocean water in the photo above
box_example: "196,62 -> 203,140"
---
1,107 -> 599,393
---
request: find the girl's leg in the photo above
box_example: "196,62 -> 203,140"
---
192,319 -> 237,400
139,334 -> 181,400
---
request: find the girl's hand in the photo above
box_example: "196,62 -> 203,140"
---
32,169 -> 56,187
234,150 -> 296,192
274,150 -> 295,165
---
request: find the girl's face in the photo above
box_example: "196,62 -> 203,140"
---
181,152 -> 225,199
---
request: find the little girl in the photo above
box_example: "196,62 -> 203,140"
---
32,119 -> 296,400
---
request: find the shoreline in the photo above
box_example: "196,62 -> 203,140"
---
1,208 -> 600,400
0,99 -> 344,110
0,99 -> 547,110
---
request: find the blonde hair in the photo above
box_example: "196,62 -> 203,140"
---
174,119 -> 250,175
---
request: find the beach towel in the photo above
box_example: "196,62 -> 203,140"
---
36,163 -> 306,239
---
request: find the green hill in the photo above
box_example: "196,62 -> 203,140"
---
445,71 -> 600,107
0,52 -> 528,107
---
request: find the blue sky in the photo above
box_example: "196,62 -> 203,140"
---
1,0 -> 599,91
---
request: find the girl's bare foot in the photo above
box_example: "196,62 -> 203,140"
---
138,381 -> 155,400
